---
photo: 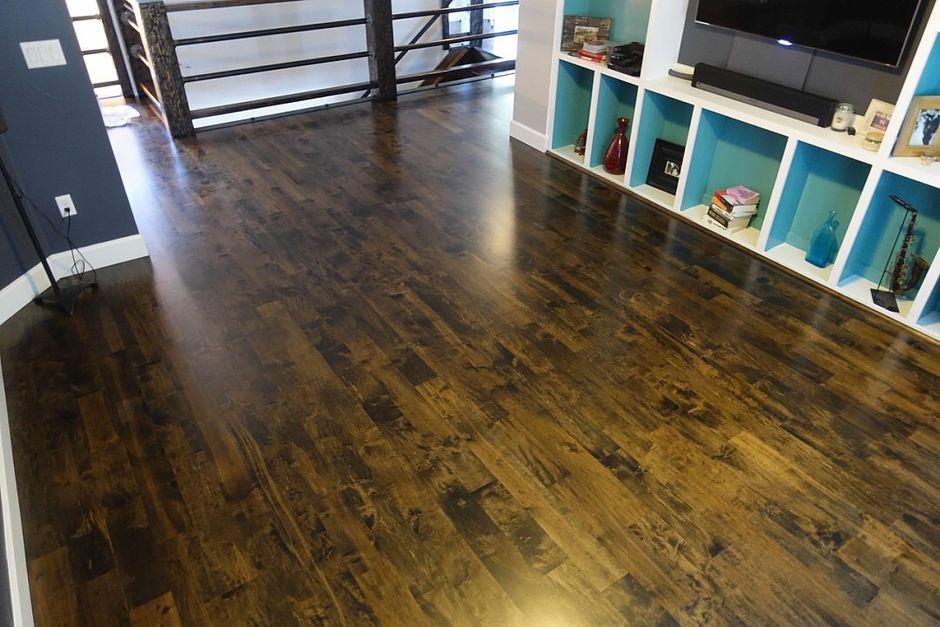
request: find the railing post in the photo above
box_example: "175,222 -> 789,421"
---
470,0 -> 484,48
137,1 -> 194,137
363,0 -> 397,101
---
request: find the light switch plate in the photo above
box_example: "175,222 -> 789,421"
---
20,40 -> 66,69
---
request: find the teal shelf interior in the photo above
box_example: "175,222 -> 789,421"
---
919,284 -> 940,325
552,59 -> 595,151
841,172 -> 940,299
562,0 -> 653,45
628,91 -> 694,188
589,75 -> 638,168
766,143 -> 871,258
679,110 -> 788,231
913,34 -> 940,96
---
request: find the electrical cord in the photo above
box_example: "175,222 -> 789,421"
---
9,176 -> 98,286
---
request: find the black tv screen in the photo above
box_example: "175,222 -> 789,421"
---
695,0 -> 923,67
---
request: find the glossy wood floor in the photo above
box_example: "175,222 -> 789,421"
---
2,77 -> 939,626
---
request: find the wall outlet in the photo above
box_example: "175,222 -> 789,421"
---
55,194 -> 77,218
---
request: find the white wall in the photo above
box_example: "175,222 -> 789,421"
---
510,0 -> 556,149
0,358 -> 33,627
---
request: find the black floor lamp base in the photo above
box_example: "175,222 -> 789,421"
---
34,281 -> 97,316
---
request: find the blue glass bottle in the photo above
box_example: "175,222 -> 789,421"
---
805,211 -> 839,268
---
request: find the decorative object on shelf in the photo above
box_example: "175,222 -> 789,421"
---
561,16 -> 611,53
646,139 -> 685,195
574,128 -> 588,156
871,195 -> 931,312
608,42 -> 645,76
830,103 -> 855,132
861,99 -> 894,134
862,131 -> 884,152
804,211 -> 840,268
603,117 -> 630,175
893,95 -> 940,157
578,40 -> 609,63
920,150 -> 937,166
705,186 -> 760,233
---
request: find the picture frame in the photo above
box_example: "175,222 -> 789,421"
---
893,95 -> 940,157
561,16 -> 612,53
646,139 -> 685,195
861,99 -> 895,134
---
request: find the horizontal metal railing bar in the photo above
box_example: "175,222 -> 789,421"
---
397,69 -> 514,97
134,53 -> 153,70
71,14 -> 102,21
183,50 -> 370,82
396,57 -> 515,84
394,29 -> 517,52
165,0 -> 307,12
174,17 -> 367,46
82,48 -> 112,56
194,92 -> 376,133
139,82 -> 163,110
92,79 -> 123,87
393,1 -> 517,21
124,17 -> 143,35
190,80 -> 375,118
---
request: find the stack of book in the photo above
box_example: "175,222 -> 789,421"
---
705,185 -> 760,233
577,40 -> 608,63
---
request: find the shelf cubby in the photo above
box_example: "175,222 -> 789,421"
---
588,75 -> 639,181
765,143 -> 871,283
628,90 -> 694,201
551,59 -> 596,163
839,172 -> 940,316
561,0 -> 653,47
917,284 -> 940,337
679,110 -> 788,249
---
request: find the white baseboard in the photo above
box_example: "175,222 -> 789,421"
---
0,234 -> 149,325
0,359 -> 34,627
510,120 -> 548,151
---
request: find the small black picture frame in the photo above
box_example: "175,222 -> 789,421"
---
646,139 -> 685,195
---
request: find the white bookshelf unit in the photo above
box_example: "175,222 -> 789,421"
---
542,0 -> 940,342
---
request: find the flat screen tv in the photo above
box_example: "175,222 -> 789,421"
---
695,0 -> 924,67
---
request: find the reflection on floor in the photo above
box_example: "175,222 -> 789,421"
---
1,76 -> 938,626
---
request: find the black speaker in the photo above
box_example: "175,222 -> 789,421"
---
691,63 -> 839,127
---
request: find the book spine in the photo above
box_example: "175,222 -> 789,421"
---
707,206 -> 731,227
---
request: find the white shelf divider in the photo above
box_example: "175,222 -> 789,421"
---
670,104 -> 703,214
755,135 -> 799,252
827,165 -> 884,288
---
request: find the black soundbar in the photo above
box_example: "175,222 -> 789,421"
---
691,63 -> 838,127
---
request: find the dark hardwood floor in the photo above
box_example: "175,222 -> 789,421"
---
1,76 -> 939,626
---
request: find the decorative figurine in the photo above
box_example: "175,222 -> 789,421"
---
871,195 -> 931,312
574,128 -> 588,156
603,117 -> 630,175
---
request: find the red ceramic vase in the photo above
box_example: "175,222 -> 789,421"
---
603,117 -> 630,175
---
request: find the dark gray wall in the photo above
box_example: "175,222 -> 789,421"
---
678,0 -> 936,111
0,0 -> 139,289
